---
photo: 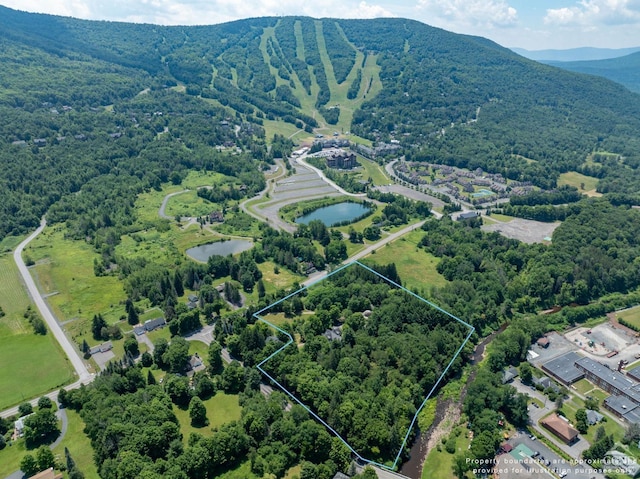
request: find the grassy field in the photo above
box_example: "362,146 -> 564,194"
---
616,305 -> 640,329
0,333 -> 74,409
421,428 -> 472,479
26,227 -> 127,335
217,460 -> 259,479
362,230 -> 447,295
356,156 -> 391,186
558,171 -> 601,197
0,406 -> 99,479
560,393 -> 624,444
0,252 -> 75,410
52,409 -> 100,479
164,190 -> 219,219
173,392 -> 242,441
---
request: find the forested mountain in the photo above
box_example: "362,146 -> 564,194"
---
511,46 -> 640,62
3,5 -> 640,240
545,52 -> 640,94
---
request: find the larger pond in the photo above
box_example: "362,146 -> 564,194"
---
186,239 -> 253,262
295,202 -> 372,227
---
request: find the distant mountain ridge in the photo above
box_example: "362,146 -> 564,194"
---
3,5 -> 640,238
512,46 -> 640,62
544,52 -> 640,93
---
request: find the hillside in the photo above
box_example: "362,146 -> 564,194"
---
511,46 -> 640,62
3,6 -> 640,240
545,52 -> 640,94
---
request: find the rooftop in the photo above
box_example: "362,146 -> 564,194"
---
541,351 -> 585,384
540,413 -> 579,443
604,394 -> 640,417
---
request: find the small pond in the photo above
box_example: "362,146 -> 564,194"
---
186,239 -> 253,262
295,202 -> 372,227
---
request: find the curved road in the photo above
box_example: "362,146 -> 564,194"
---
14,218 -> 92,383
159,189 -> 190,219
295,154 -> 367,198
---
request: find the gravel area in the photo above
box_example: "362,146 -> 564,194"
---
482,218 -> 561,244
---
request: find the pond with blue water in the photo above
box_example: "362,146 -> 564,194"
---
186,239 -> 253,262
295,202 -> 372,227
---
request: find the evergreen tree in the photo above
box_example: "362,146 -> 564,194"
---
91,314 -> 107,340
126,298 -> 139,326
173,270 -> 184,297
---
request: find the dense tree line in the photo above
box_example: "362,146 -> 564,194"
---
261,265 -> 470,463
322,21 -> 357,84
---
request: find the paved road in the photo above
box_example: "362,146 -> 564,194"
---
303,219 -> 432,287
14,218 -> 91,383
158,189 -> 189,219
295,154 -> 367,198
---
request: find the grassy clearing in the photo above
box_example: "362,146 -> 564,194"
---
26,227 -> 126,332
259,261 -> 305,293
173,392 -> 242,441
216,460 -> 259,479
362,230 -> 447,294
421,427 -> 471,479
0,333 -> 75,409
0,252 -> 75,410
0,234 -> 26,253
263,119 -> 306,144
284,465 -> 302,478
0,434 -> 27,478
0,253 -> 31,336
164,190 -> 218,219
355,156 -> 391,186
52,409 -> 100,479
558,171 -> 599,192
616,305 -> 640,329
487,213 -> 515,223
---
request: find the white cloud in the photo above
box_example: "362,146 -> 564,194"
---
416,0 -> 518,30
0,0 -> 394,25
545,0 -> 640,26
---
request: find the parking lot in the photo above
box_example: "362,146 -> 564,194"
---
504,431 -> 602,479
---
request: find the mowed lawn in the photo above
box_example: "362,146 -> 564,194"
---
617,305 -> 640,329
0,334 -> 74,409
0,253 -> 74,410
362,231 -> 447,294
173,392 -> 242,441
52,409 -> 100,479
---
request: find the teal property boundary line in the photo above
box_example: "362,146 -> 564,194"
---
255,261 -> 475,471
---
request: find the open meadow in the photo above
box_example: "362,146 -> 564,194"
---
0,252 -> 74,410
362,230 -> 448,295
616,305 -> 640,329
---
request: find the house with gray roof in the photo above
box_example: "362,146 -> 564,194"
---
586,409 -> 604,425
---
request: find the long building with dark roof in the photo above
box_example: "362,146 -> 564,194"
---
541,351 -> 585,385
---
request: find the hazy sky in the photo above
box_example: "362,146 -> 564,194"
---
1,0 -> 639,50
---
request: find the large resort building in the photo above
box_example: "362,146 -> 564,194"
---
312,148 -> 357,169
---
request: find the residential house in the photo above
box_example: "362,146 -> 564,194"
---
323,326 -> 343,342
586,409 -> 604,425
31,468 -> 63,479
502,366 -> 519,384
